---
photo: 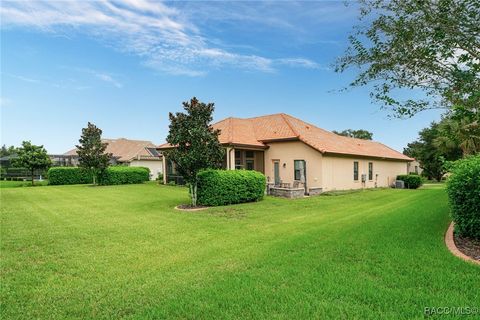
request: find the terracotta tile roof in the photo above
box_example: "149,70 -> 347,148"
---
158,113 -> 412,161
65,138 -> 161,162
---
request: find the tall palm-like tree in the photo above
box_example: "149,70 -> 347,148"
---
436,117 -> 480,156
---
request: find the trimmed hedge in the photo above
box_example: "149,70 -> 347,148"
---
446,156 -> 480,239
396,174 -> 423,189
197,169 -> 266,206
48,167 -> 93,185
98,166 -> 150,185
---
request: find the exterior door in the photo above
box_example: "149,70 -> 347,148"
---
273,161 -> 280,186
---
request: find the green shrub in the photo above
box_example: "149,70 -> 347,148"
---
446,156 -> 480,239
396,174 -> 423,189
48,167 -> 93,185
98,166 -> 150,185
197,169 -> 266,206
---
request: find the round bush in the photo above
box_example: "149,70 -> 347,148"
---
48,167 -> 93,185
197,169 -> 266,206
446,156 -> 480,239
396,174 -> 423,189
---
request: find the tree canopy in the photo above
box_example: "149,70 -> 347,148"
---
333,129 -> 373,140
404,119 -> 462,181
75,122 -> 111,185
0,145 -> 17,158
12,141 -> 51,185
163,97 -> 225,206
336,0 -> 480,119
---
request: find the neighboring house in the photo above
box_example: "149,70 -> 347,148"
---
158,113 -> 413,196
407,159 -> 423,175
65,138 -> 163,180
1,153 -> 78,180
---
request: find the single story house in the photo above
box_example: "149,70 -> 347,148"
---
65,138 -> 163,180
158,113 -> 413,196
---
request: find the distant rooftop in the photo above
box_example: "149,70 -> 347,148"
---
65,138 -> 161,162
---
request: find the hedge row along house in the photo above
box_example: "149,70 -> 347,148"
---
158,113 -> 413,197
65,138 -> 163,180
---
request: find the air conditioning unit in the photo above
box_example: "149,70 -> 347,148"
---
395,180 -> 405,189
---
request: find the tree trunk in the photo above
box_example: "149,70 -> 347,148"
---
191,182 -> 198,207
93,173 -> 96,185
31,169 -> 34,186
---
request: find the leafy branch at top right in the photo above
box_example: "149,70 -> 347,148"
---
335,0 -> 479,154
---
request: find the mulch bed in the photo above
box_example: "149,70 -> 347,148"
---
454,234 -> 480,261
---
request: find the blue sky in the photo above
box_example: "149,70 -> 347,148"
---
1,1 -> 441,154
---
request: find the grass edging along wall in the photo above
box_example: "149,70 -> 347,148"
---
445,222 -> 480,266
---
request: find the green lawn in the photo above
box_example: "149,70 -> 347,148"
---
0,180 -> 49,188
1,184 -> 478,319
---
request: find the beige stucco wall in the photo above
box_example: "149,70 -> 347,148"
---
129,159 -> 163,180
407,160 -> 423,175
264,141 -> 323,189
321,155 -> 408,191
264,140 -> 408,192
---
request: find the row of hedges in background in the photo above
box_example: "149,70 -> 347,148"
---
48,167 -> 93,185
98,166 -> 150,185
396,174 -> 423,189
446,156 -> 480,240
48,166 -> 150,185
197,169 -> 266,206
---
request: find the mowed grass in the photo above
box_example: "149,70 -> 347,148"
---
0,180 -> 49,188
1,184 -> 478,319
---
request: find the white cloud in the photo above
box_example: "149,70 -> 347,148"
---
72,68 -> 123,88
94,72 -> 123,88
0,0 -> 320,76
276,58 -> 320,69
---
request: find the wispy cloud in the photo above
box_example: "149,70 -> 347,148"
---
70,67 -> 123,88
0,0 -> 322,76
2,72 -> 90,90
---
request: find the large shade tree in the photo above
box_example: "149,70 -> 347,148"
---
76,122 -> 111,185
12,141 -> 51,185
336,0 -> 480,121
404,120 -> 462,181
163,97 -> 225,206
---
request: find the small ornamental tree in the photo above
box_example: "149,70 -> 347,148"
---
163,97 -> 225,206
76,122 -> 112,185
13,141 -> 51,185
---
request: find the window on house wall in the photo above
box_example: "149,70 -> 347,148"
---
246,159 -> 254,170
235,150 -> 242,169
246,151 -> 254,158
353,161 -> 359,181
415,166 -> 418,174
294,160 -> 305,181
368,162 -> 373,180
